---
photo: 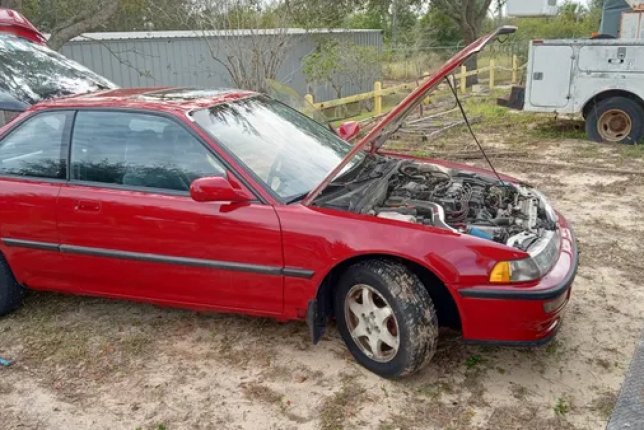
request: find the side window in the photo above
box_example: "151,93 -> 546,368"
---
0,111 -> 69,179
71,111 -> 225,192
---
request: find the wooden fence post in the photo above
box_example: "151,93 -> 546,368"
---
489,59 -> 495,90
304,94 -> 314,105
374,81 -> 382,115
460,65 -> 467,93
512,55 -> 518,84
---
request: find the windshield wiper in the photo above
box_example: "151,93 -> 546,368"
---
285,192 -> 310,204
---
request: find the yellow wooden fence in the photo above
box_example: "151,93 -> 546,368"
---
305,55 -> 525,116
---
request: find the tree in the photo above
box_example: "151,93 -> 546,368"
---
432,0 -> 493,44
431,0 -> 493,84
105,0 -> 196,32
302,38 -> 381,100
190,0 -> 294,93
417,5 -> 461,48
16,0 -> 121,51
47,1 -> 120,50
282,0 -> 363,28
345,0 -> 425,45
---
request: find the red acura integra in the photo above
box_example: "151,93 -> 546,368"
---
0,14 -> 577,378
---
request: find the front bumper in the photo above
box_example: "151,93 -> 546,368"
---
456,223 -> 578,345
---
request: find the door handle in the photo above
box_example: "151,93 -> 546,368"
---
74,200 -> 101,213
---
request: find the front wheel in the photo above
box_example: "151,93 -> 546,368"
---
585,96 -> 644,144
334,259 -> 438,378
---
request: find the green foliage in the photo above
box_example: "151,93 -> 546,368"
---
417,5 -> 461,48
281,0 -> 364,28
302,40 -> 342,90
554,397 -> 571,415
343,0 -> 425,44
508,1 -> 603,59
302,39 -> 381,98
20,0 -> 196,33
344,9 -> 385,31
465,354 -> 485,368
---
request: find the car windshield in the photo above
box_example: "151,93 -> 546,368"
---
192,96 -> 362,201
0,35 -> 116,105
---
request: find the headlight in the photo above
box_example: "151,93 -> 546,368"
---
489,258 -> 541,283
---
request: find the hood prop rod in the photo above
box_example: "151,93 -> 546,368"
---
445,77 -> 504,184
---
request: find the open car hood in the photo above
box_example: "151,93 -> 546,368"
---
303,26 -> 517,206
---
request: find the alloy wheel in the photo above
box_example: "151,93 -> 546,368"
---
343,283 -> 400,363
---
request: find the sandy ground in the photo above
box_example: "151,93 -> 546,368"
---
1,119 -> 643,430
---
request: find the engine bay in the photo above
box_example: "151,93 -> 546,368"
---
316,155 -> 558,252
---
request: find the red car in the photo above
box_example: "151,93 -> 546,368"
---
0,8 -> 46,45
0,24 -> 577,378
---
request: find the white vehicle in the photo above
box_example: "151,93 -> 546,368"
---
501,0 -> 644,144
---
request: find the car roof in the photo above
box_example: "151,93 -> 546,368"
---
34,87 -> 258,114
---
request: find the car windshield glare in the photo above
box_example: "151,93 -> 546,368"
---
0,35 -> 116,104
192,96 -> 361,201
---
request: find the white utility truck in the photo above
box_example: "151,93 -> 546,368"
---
500,0 -> 644,144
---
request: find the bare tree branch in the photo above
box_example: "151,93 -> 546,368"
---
192,0 -> 294,93
47,0 -> 120,51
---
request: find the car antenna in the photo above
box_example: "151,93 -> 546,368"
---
445,77 -> 505,184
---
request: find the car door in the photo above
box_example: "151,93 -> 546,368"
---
56,110 -> 284,314
0,110 -> 72,289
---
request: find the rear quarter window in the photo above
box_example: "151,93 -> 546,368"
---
0,111 -> 70,179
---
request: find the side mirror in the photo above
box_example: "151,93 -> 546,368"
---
337,121 -> 360,141
190,176 -> 252,203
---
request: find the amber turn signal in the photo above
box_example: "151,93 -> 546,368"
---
489,261 -> 511,283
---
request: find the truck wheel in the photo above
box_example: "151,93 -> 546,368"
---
585,97 -> 644,144
0,256 -> 24,316
334,259 -> 438,378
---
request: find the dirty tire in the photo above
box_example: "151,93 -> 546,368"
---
585,96 -> 644,144
334,259 -> 438,378
0,256 -> 24,316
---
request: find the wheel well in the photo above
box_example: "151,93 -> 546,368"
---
316,255 -> 462,330
582,90 -> 644,119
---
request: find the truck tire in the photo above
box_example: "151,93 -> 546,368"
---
0,256 -> 24,316
334,259 -> 438,378
585,96 -> 644,144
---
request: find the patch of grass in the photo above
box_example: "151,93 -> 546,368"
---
463,99 -> 510,120
319,377 -> 367,430
554,397 -> 571,416
591,392 -> 617,420
415,381 -> 454,400
621,143 -> 644,159
241,382 -> 283,405
465,354 -> 485,369
545,339 -> 563,356
487,405 -> 578,430
529,119 -> 586,140
241,381 -> 308,424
